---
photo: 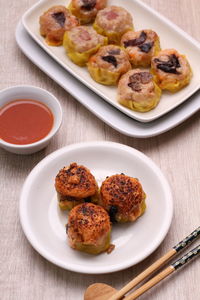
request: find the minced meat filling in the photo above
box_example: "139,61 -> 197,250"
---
138,41 -> 154,53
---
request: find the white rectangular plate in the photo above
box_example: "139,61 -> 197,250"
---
22,0 -> 200,122
16,21 -> 200,138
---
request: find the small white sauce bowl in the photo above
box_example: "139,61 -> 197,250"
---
0,85 -> 62,154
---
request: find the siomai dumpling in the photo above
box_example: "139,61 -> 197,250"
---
100,174 -> 146,223
93,6 -> 134,44
121,29 -> 161,67
151,49 -> 192,92
63,25 -> 107,66
118,69 -> 161,112
87,45 -> 131,85
55,163 -> 99,210
68,0 -> 107,24
39,6 -> 79,46
67,203 -> 111,254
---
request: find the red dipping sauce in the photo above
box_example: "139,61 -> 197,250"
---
0,99 -> 54,145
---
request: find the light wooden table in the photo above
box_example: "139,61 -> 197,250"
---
0,1 -> 200,299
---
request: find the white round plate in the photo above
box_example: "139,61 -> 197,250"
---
20,141 -> 173,274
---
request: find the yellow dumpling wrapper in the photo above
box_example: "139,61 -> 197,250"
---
151,55 -> 192,93
118,82 -> 162,112
116,197 -> 146,223
63,31 -> 108,66
59,198 -> 84,210
93,22 -> 134,45
88,63 -> 123,85
73,230 -> 111,254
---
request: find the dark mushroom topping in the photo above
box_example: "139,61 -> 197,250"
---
128,72 -> 152,91
108,49 -> 121,55
172,54 -> 180,68
138,41 -> 154,53
81,0 -> 96,11
109,205 -> 118,223
52,12 -> 66,27
102,55 -> 118,68
124,31 -> 147,48
128,82 -> 142,92
129,73 -> 141,82
154,54 -> 181,74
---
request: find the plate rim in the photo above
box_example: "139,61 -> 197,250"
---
19,141 -> 173,274
22,0 -> 200,123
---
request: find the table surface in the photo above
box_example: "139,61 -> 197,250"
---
1,0 -> 200,299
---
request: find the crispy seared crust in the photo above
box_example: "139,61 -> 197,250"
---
55,162 -> 97,197
55,163 -> 98,209
67,203 -> 111,254
100,174 -> 146,222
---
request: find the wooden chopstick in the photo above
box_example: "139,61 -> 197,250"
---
108,226 -> 200,300
124,244 -> 200,300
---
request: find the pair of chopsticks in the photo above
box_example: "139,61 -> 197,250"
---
109,226 -> 200,300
